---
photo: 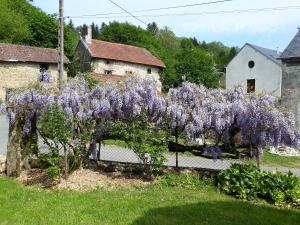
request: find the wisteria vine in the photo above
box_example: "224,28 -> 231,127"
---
3,74 -> 300,167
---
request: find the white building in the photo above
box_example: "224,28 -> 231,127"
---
226,43 -> 282,97
76,27 -> 165,83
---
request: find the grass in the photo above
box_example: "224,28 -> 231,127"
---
0,177 -> 299,225
260,151 -> 300,169
102,139 -> 129,148
245,151 -> 300,169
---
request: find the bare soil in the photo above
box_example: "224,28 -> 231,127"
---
18,168 -> 151,191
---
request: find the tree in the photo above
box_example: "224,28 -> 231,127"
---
147,22 -> 159,36
0,0 -> 79,58
175,39 -> 219,88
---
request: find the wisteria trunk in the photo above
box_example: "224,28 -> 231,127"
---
6,118 -> 24,177
64,146 -> 69,179
255,147 -> 262,169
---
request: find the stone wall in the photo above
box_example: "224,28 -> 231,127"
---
281,59 -> 300,127
0,62 -> 66,101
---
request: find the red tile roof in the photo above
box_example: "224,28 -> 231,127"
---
0,43 -> 69,64
86,39 -> 165,68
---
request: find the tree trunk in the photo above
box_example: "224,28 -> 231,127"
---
255,147 -> 261,169
64,146 -> 69,179
6,118 -> 23,177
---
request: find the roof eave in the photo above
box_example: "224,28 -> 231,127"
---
91,56 -> 165,68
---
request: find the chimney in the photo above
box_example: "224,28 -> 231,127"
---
85,26 -> 92,44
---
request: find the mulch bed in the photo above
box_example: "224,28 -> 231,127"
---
18,168 -> 151,191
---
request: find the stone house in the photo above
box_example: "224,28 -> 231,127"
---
279,29 -> 300,125
0,43 -> 69,101
75,27 -> 165,83
226,43 -> 282,97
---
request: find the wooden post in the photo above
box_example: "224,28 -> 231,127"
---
58,0 -> 64,90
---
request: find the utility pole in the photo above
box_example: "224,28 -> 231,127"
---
58,0 -> 64,90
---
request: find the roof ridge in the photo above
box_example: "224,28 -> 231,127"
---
245,43 -> 281,66
0,42 -> 58,52
280,29 -> 300,59
91,39 -> 147,51
247,43 -> 279,53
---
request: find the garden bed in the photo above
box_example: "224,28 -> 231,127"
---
18,168 -> 151,191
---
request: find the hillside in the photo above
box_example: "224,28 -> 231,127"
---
0,0 -> 78,58
0,0 -> 236,89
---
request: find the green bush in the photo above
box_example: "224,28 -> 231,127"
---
218,164 -> 300,207
155,172 -> 206,189
218,164 -> 261,200
47,166 -> 60,179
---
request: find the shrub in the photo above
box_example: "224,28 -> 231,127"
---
218,164 -> 300,207
47,165 -> 60,179
218,164 -> 261,200
155,172 -> 206,189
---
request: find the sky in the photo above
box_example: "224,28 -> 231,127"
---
32,0 -> 300,50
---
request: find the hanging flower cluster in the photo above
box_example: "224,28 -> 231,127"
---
3,75 -> 300,159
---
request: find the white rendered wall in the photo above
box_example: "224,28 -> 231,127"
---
226,45 -> 282,97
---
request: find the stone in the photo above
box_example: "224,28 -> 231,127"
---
0,155 -> 6,173
269,146 -> 300,157
104,164 -> 117,173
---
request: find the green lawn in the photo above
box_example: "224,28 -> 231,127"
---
0,177 -> 299,225
260,151 -> 300,169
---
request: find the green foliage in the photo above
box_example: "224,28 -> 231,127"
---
83,74 -> 100,89
37,151 -> 61,179
175,38 -> 219,88
47,165 -> 61,179
112,116 -> 168,175
38,103 -> 72,145
155,172 -> 205,189
93,21 -> 235,90
218,164 -> 261,200
0,0 -> 79,58
37,103 -> 73,178
218,164 -> 300,207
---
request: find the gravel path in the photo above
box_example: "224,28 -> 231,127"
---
1,116 -> 300,176
99,145 -> 300,176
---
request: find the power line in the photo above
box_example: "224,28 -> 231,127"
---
107,0 -> 147,25
67,0 -> 233,18
68,5 -> 300,20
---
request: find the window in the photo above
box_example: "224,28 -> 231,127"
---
247,79 -> 255,93
106,60 -> 110,64
147,68 -> 152,74
248,60 -> 255,69
104,70 -> 112,75
40,64 -> 49,72
125,70 -> 133,75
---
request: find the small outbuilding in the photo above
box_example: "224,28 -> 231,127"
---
0,43 -> 69,101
